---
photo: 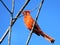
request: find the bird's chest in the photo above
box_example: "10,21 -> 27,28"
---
24,16 -> 34,29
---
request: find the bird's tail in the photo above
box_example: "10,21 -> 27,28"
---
39,30 -> 55,43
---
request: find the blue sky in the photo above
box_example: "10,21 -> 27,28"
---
0,0 -> 60,45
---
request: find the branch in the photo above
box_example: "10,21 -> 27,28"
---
0,0 -> 12,14
8,0 -> 15,45
0,0 -> 30,44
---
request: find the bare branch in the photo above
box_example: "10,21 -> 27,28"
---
0,0 -> 30,44
0,0 -> 12,14
8,0 -> 15,45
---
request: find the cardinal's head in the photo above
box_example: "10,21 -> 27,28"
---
22,10 -> 30,16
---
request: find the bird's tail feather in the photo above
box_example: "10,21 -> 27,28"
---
39,30 -> 55,43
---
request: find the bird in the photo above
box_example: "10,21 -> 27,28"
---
22,10 -> 55,43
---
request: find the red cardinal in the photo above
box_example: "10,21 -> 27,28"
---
22,10 -> 55,43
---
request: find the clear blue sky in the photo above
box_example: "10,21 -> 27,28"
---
0,0 -> 60,45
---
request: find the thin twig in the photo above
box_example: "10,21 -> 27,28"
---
26,0 -> 44,45
0,0 -> 12,14
8,0 -> 15,45
0,0 -> 30,44
11,0 -> 15,18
